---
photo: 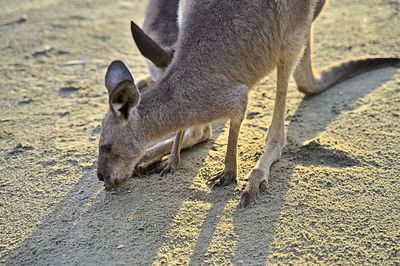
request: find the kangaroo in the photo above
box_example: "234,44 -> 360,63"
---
131,0 -> 212,175
134,0 -> 179,90
98,0 -> 399,207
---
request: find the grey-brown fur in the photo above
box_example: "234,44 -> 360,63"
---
140,0 -> 179,82
131,0 -> 212,175
98,0 -> 399,206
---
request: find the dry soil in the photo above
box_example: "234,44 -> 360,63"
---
0,0 -> 399,265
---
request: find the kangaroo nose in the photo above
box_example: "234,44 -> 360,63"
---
97,172 -> 104,181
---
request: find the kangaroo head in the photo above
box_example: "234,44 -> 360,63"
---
97,60 -> 145,187
97,23 -> 176,187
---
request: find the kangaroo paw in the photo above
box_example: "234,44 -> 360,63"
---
239,187 -> 259,208
238,169 -> 267,208
208,171 -> 237,188
148,159 -> 180,177
135,157 -> 162,174
136,77 -> 155,91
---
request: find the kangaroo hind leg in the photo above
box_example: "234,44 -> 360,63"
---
239,46 -> 305,207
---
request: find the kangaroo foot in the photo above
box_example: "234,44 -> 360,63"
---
136,77 -> 155,91
239,184 -> 264,208
135,157 -> 162,174
208,171 -> 237,188
148,158 -> 180,177
238,169 -> 267,208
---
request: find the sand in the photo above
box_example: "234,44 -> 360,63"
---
0,0 -> 399,264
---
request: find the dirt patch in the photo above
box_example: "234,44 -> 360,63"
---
0,0 -> 399,265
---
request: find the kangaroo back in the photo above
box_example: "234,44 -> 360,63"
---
142,0 -> 179,48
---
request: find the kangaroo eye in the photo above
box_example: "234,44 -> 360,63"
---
100,144 -> 112,153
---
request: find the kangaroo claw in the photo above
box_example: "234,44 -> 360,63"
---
238,180 -> 266,208
208,171 -> 237,188
148,159 -> 179,177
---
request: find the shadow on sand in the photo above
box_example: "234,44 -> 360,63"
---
231,67 -> 398,264
6,67 -> 397,265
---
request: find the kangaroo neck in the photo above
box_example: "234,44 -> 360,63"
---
136,80 -> 187,142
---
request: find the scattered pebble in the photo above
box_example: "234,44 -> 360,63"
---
59,59 -> 90,67
59,86 -> 79,98
56,50 -> 70,55
18,98 -> 32,105
246,111 -> 261,119
90,34 -> 110,41
8,143 -> 34,156
32,45 -> 54,57
14,15 -> 27,24
58,111 -> 70,117
0,14 -> 27,26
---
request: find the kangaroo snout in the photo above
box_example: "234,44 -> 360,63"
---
98,173 -> 126,188
97,164 -> 132,187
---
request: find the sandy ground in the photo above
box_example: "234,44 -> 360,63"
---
0,0 -> 399,265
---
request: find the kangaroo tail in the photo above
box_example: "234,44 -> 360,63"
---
302,57 -> 399,95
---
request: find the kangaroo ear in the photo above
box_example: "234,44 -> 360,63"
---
105,60 -> 139,119
105,60 -> 134,94
131,21 -> 174,68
